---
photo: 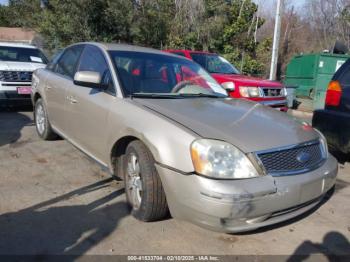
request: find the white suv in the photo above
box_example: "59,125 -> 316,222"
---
0,42 -> 47,106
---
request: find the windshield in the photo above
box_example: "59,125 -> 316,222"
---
191,53 -> 240,75
0,46 -> 48,64
109,51 -> 227,98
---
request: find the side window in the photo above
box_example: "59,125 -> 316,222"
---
78,45 -> 109,77
55,46 -> 83,78
101,70 -> 115,94
46,50 -> 63,71
77,45 -> 115,94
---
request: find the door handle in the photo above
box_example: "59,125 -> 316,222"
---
66,96 -> 78,104
70,97 -> 78,104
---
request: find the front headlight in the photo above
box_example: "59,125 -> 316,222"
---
315,129 -> 329,158
190,139 -> 260,179
239,86 -> 262,98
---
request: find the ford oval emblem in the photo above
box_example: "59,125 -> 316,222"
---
296,152 -> 311,164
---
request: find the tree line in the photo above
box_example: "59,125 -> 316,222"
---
258,0 -> 350,78
0,0 -> 270,76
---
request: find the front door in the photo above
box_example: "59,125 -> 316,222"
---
64,45 -> 116,164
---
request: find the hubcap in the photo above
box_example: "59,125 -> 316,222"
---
36,104 -> 46,135
126,153 -> 142,209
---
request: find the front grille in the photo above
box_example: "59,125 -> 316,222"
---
261,88 -> 283,97
256,141 -> 325,176
0,71 -> 33,82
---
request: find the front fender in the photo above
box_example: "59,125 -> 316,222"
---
105,99 -> 199,173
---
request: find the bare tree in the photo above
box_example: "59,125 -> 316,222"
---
306,0 -> 350,50
256,0 -> 350,78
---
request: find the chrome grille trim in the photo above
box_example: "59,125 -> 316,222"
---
0,70 -> 33,82
254,140 -> 326,176
259,87 -> 284,98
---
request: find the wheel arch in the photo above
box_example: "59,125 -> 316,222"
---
107,120 -> 196,175
32,92 -> 42,106
110,135 -> 139,178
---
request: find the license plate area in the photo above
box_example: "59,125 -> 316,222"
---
17,86 -> 32,95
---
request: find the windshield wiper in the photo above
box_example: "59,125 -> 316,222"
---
177,93 -> 226,98
130,93 -> 181,99
130,93 -> 227,99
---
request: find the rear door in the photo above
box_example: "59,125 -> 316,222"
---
64,45 -> 116,164
45,45 -> 84,132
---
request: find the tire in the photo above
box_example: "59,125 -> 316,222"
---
123,140 -> 168,221
34,98 -> 58,140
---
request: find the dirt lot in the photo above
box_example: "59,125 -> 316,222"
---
0,108 -> 349,258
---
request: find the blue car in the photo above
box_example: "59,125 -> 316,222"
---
313,59 -> 350,156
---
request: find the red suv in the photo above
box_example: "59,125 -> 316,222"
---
166,50 -> 288,111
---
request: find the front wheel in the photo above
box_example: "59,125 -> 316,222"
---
34,98 -> 57,140
124,140 -> 168,221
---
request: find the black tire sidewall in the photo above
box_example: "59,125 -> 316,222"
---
124,144 -> 147,219
123,141 -> 167,221
35,99 -> 53,140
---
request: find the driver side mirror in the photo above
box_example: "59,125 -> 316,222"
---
221,82 -> 235,92
74,71 -> 102,88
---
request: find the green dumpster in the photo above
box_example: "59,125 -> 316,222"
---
284,52 -> 349,110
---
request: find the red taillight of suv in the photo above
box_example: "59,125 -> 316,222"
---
325,80 -> 342,107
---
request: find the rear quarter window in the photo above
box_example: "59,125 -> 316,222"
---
336,59 -> 350,88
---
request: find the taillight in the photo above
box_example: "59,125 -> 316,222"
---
325,80 -> 342,107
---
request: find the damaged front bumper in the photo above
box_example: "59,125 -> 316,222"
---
156,155 -> 338,233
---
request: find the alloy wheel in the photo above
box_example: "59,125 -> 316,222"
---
36,104 -> 46,135
126,153 -> 143,209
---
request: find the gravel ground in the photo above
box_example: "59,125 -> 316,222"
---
0,109 -> 349,259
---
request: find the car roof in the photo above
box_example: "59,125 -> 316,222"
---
71,42 -> 184,59
0,42 -> 38,49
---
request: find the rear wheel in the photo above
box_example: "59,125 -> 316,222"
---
124,140 -> 168,221
35,98 -> 57,140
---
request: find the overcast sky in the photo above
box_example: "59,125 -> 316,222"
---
254,0 -> 307,14
254,0 -> 306,7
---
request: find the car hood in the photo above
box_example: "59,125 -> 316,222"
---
0,61 -> 46,71
211,73 -> 283,88
134,98 -> 319,153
